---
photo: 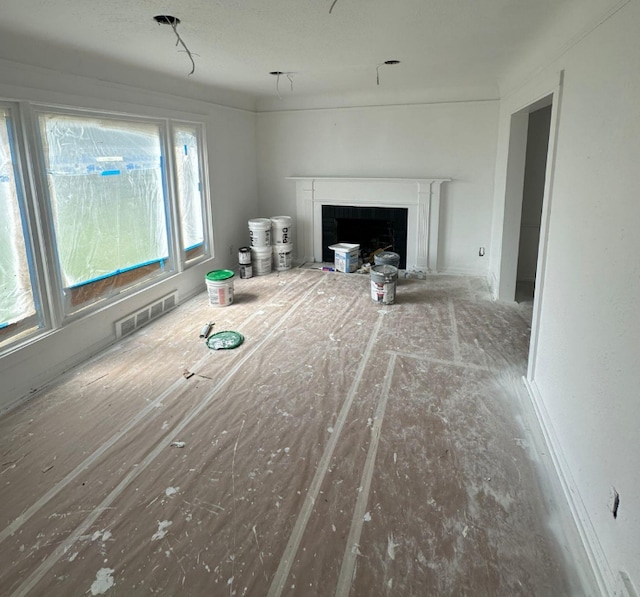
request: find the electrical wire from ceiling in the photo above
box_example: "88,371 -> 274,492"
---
376,60 -> 400,85
153,15 -> 197,76
329,0 -> 339,13
270,71 -> 294,100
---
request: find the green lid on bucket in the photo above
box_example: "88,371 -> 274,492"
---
206,269 -> 235,282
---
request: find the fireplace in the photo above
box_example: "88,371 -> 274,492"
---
289,177 -> 450,272
321,205 -> 408,267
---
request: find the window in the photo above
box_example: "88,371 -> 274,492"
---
0,102 -> 210,350
0,105 -> 42,347
173,124 -> 207,263
37,113 -> 171,313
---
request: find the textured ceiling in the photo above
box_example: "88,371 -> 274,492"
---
0,0 -> 619,108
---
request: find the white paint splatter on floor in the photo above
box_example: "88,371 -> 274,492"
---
151,520 -> 172,541
165,487 -> 179,497
91,530 -> 111,543
90,567 -> 115,595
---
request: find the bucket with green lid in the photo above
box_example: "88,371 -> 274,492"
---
205,270 -> 235,307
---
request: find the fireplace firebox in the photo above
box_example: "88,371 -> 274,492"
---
321,205 -> 408,268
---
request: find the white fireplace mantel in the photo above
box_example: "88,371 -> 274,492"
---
288,177 -> 451,271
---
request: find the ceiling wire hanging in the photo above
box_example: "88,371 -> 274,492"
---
376,60 -> 400,86
270,71 -> 295,99
153,15 -> 197,76
329,0 -> 339,13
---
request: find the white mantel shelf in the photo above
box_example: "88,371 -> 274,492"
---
288,176 -> 451,272
287,177 -> 449,183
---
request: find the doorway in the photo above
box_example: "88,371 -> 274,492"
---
515,105 -> 552,304
497,94 -> 554,304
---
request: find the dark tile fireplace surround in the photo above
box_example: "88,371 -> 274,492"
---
321,205 -> 408,268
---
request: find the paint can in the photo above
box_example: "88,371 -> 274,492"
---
238,246 -> 252,265
239,263 -> 253,279
205,269 -> 235,307
248,218 -> 272,247
370,264 -> 398,305
251,245 -> 272,276
272,243 -> 293,271
270,216 -> 293,245
374,251 -> 401,269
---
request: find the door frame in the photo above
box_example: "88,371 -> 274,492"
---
495,72 -> 564,380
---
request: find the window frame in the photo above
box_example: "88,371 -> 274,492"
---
170,120 -> 212,269
0,100 -> 212,352
0,101 -> 49,350
32,106 -> 180,319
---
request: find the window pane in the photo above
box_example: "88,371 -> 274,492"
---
174,125 -> 205,262
0,108 -> 37,337
38,114 -> 170,309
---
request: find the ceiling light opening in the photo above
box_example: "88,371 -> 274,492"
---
153,15 -> 180,26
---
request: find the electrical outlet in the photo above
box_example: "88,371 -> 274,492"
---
479,247 -> 485,257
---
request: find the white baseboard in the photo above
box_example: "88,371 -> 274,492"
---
488,270 -> 498,300
436,265 -> 488,277
523,376 -> 616,596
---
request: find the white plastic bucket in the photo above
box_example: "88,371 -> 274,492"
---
251,245 -> 272,276
206,270 -> 235,307
270,216 -> 293,245
370,264 -> 398,305
273,243 -> 293,271
248,218 -> 272,247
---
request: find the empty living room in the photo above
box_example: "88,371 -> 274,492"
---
0,1 -> 637,595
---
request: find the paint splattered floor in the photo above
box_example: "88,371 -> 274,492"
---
0,269 -> 596,596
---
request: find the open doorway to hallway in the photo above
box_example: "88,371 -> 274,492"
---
515,105 -> 552,304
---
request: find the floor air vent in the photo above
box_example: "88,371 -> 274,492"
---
114,291 -> 178,339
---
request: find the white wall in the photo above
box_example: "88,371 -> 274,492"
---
0,57 -> 258,412
256,101 -> 499,275
491,1 -> 640,593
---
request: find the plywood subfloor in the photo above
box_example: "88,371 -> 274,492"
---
0,270 -> 595,596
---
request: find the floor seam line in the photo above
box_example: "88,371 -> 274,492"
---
448,298 -> 462,363
335,352 -> 397,597
266,309 -> 387,597
387,351 -> 491,372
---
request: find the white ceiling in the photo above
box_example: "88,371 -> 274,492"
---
0,0 -> 619,109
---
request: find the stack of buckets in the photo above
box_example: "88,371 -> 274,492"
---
246,216 -> 293,276
271,216 -> 294,271
370,251 -> 400,305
